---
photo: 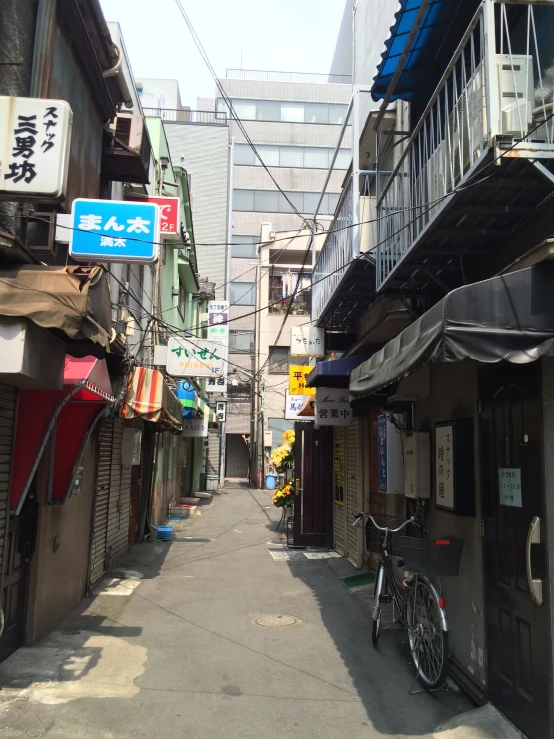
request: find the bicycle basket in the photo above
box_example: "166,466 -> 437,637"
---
397,535 -> 464,577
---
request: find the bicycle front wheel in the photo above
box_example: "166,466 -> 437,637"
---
408,577 -> 449,689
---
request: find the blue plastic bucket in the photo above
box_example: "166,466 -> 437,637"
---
265,474 -> 277,490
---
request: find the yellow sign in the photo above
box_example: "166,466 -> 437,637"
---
289,365 -> 314,395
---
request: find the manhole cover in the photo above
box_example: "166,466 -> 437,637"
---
255,614 -> 297,627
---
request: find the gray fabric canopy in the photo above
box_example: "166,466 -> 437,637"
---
350,261 -> 554,400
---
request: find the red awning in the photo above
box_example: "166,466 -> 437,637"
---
10,356 -> 114,512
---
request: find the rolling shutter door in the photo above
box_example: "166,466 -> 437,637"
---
346,420 -> 361,568
333,427 -> 346,556
207,427 -> 220,479
106,418 -> 132,566
0,383 -> 16,581
89,419 -> 113,586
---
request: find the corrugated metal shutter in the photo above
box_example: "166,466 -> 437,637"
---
333,426 -> 346,556
0,383 -> 16,581
226,434 -> 249,478
346,421 -> 361,567
106,418 -> 131,567
207,427 -> 220,478
89,419 -> 113,586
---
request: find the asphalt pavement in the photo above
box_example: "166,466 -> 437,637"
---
0,483 -> 478,739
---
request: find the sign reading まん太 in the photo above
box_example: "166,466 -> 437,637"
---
69,199 -> 160,263
166,337 -> 228,378
290,326 -> 325,357
0,97 -> 72,201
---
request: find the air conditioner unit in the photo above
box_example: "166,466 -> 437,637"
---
108,112 -> 145,154
496,54 -> 534,137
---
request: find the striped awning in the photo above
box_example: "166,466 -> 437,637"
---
197,398 -> 217,423
121,367 -> 182,432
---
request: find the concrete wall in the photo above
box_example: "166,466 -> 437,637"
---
412,361 -> 486,688
28,438 -> 96,644
330,0 -> 356,79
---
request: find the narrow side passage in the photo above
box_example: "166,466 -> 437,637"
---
0,485 -> 472,739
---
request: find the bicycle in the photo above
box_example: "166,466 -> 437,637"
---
353,511 -> 463,691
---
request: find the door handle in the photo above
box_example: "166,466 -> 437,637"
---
526,515 -> 543,606
295,478 -> 302,496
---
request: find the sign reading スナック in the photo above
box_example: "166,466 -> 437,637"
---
0,97 -> 72,201
289,365 -> 314,396
285,392 -> 315,421
315,388 -> 352,426
290,326 -> 325,357
182,419 -> 208,438
206,301 -> 229,393
166,337 -> 228,379
216,401 -> 226,423
69,199 -> 160,263
125,195 -> 180,237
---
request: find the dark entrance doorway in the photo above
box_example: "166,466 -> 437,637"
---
481,363 -> 550,739
293,424 -> 333,547
226,434 -> 249,479
0,488 -> 38,663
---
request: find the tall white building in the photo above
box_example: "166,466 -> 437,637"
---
217,70 -> 352,477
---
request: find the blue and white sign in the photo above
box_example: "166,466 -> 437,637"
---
69,198 -> 160,263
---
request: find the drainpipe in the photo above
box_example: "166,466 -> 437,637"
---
30,0 -> 56,98
87,0 -> 133,108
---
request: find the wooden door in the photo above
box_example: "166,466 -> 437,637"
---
481,363 -> 550,739
293,424 -> 333,547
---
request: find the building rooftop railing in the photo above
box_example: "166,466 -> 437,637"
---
225,69 -> 352,85
142,109 -> 227,125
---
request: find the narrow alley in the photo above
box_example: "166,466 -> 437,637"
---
0,485 -> 473,739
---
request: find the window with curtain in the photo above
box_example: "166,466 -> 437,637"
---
268,346 -> 289,373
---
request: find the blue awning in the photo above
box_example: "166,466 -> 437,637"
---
371,0 -> 480,102
306,356 -> 370,389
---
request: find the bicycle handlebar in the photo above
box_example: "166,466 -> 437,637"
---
352,512 -> 417,533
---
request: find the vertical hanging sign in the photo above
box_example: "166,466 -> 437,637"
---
206,300 -> 229,394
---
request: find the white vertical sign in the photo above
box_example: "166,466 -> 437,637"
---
0,97 -> 72,200
206,300 -> 229,394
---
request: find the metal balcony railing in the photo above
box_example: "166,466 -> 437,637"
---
225,69 -> 352,85
142,109 -> 228,125
376,0 -> 554,290
312,176 -> 354,322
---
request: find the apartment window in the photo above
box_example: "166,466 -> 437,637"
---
231,235 -> 258,258
178,281 -> 186,320
233,189 -> 340,215
268,346 -> 289,373
230,281 -> 256,305
217,98 -> 349,125
268,418 -> 294,449
233,189 -> 255,210
234,143 -> 351,170
229,330 -> 254,353
269,270 -> 311,315
280,146 -> 304,168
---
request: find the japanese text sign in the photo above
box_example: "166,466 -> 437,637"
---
285,392 -> 315,421
182,419 -> 208,437
216,401 -> 226,422
206,375 -> 227,394
69,199 -> 160,263
208,301 -> 229,345
435,423 -> 454,510
315,388 -> 352,426
166,337 -> 227,378
0,97 -> 72,201
289,365 -> 314,396
290,326 -> 324,357
126,195 -> 180,237
499,468 -> 522,508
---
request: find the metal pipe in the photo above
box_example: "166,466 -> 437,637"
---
30,0 -> 56,98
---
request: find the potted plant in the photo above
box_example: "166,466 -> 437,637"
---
272,481 -> 294,511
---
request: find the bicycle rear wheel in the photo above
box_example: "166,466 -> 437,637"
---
408,577 -> 449,689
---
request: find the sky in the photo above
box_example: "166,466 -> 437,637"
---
100,0 -> 347,107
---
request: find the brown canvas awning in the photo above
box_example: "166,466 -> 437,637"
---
0,265 -> 112,355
